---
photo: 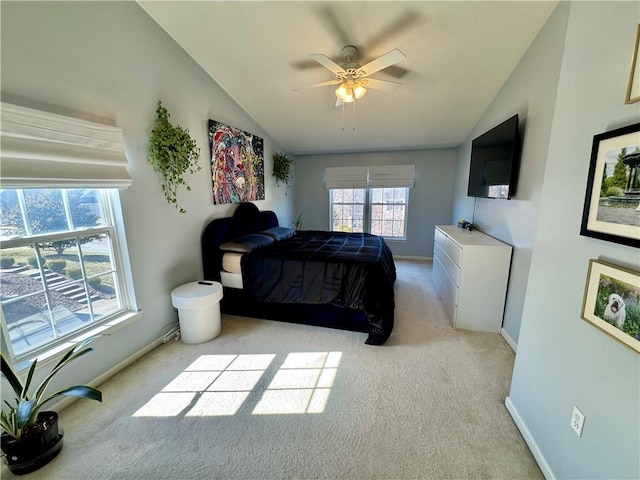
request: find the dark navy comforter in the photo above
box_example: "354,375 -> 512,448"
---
241,230 -> 396,344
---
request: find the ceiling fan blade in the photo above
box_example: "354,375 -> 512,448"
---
366,12 -> 422,52
309,54 -> 346,76
295,79 -> 343,91
357,49 -> 406,77
362,78 -> 403,91
314,5 -> 351,47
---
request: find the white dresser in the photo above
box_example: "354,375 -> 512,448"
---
432,225 -> 512,333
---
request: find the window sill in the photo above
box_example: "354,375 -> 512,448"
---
13,309 -> 143,374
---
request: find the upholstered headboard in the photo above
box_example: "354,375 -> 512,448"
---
201,202 -> 278,281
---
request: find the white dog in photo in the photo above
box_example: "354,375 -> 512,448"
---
604,293 -> 626,329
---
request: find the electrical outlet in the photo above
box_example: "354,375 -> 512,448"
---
571,405 -> 585,437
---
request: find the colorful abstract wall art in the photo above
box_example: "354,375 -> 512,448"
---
208,120 -> 265,204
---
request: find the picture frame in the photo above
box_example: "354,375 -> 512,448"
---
625,23 -> 640,104
581,259 -> 639,354
580,122 -> 640,248
208,120 -> 265,205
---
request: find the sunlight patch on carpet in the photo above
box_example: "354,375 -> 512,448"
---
132,352 -> 341,417
252,351 -> 342,415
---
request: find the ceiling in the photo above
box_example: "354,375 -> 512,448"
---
138,1 -> 558,156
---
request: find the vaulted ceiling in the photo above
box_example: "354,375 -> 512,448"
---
138,1 -> 558,155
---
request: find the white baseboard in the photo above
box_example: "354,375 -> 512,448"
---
395,255 -> 432,262
505,396 -> 555,479
50,335 -> 165,412
501,328 -> 517,352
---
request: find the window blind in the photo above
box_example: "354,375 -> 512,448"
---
368,164 -> 415,188
324,166 -> 368,189
0,102 -> 132,188
325,165 -> 415,189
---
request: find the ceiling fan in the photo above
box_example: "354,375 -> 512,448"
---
301,45 -> 406,104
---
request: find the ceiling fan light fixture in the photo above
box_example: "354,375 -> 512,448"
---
353,84 -> 367,99
335,84 -> 353,103
335,81 -> 366,103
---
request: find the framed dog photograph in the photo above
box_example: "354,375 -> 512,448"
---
580,122 -> 640,248
581,259 -> 640,353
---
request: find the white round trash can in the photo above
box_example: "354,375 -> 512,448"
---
171,281 -> 224,344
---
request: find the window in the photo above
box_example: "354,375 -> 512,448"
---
325,165 -> 414,239
329,187 -> 409,238
330,188 -> 366,233
370,187 -> 408,238
0,188 -> 134,360
1,102 -> 136,363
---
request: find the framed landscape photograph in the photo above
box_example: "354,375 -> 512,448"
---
580,122 -> 640,248
581,259 -> 640,353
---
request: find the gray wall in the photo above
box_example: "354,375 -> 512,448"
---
0,2 -> 292,389
450,3 -> 569,345
453,2 -> 639,478
508,2 -> 640,478
294,149 -> 457,257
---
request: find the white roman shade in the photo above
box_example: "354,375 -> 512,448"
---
325,164 -> 415,189
368,164 -> 415,188
325,166 -> 368,189
0,102 -> 132,188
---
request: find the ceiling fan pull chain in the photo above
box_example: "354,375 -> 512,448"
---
342,101 -> 345,131
352,99 -> 356,131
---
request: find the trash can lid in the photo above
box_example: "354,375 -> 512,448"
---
171,281 -> 223,308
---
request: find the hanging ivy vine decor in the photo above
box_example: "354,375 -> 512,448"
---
147,101 -> 201,213
272,152 -> 294,195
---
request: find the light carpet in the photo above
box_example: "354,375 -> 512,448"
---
3,260 -> 542,479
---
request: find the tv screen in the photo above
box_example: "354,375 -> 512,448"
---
467,114 -> 521,199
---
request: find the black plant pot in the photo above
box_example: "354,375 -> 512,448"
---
1,411 -> 64,475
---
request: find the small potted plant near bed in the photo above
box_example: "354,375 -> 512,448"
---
1,336 -> 102,475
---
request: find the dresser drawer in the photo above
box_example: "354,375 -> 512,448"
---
435,226 -> 463,267
440,285 -> 457,326
441,236 -> 462,267
432,255 -> 444,294
441,268 -> 459,306
434,227 -> 448,250
434,242 -> 461,286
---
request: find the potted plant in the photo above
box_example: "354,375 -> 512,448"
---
1,336 -> 102,475
147,101 -> 201,213
272,152 -> 294,195
289,212 -> 304,230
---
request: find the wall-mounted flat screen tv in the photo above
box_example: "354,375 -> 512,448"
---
467,114 -> 521,200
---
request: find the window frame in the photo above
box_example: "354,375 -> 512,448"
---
329,187 -> 409,240
0,188 -> 138,365
329,188 -> 367,233
369,187 -> 409,240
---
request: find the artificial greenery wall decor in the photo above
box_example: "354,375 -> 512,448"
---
272,152 -> 294,194
147,101 -> 201,213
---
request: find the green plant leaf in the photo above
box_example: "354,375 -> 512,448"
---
16,400 -> 35,428
21,359 -> 37,401
35,386 -> 102,417
147,101 -> 201,213
0,352 -> 25,398
272,152 -> 294,193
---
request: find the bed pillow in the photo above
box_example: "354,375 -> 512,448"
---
219,234 -> 274,253
260,226 -> 295,241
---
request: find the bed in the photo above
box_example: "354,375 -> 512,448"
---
201,202 -> 396,344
